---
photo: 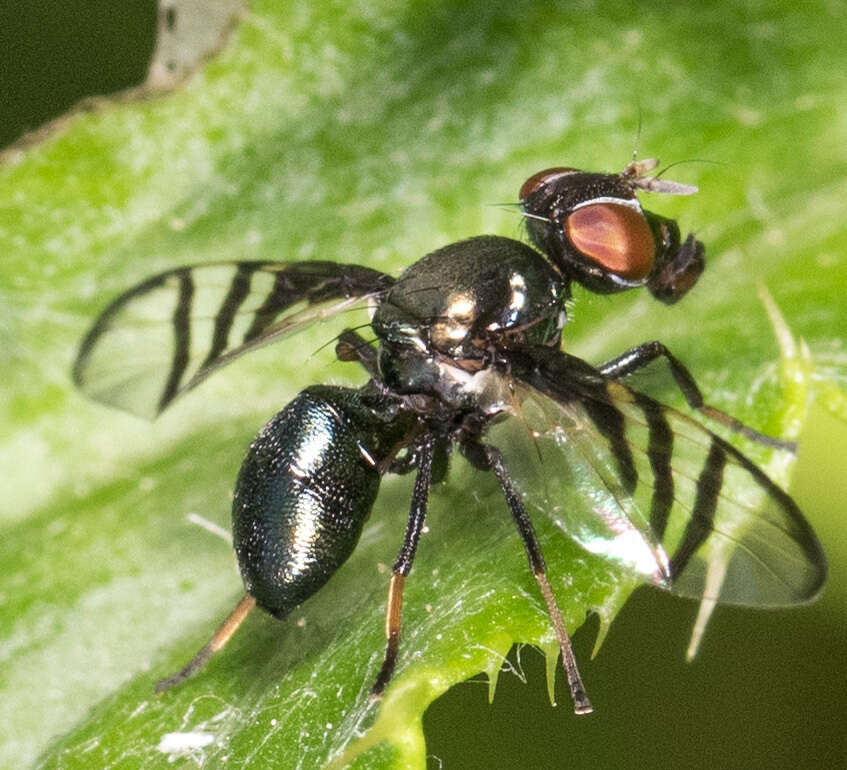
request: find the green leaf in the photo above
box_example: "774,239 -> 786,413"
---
2,2 -> 845,769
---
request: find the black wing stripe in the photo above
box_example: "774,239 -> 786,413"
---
632,393 -> 676,540
202,263 -> 258,369
158,269 -> 194,413
242,269 -> 296,344
669,438 -> 727,580
240,264 -> 394,345
582,395 -> 638,494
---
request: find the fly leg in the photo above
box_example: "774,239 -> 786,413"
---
483,444 -> 593,715
154,593 -> 256,693
370,433 -> 435,698
336,328 -> 380,378
597,341 -> 796,451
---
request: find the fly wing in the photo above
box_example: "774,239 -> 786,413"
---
493,349 -> 826,607
74,261 -> 392,418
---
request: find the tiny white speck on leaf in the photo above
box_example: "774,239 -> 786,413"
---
156,731 -> 214,755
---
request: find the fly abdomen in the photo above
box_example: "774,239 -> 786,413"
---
232,385 -> 384,618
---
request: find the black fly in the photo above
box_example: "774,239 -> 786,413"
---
73,159 -> 826,714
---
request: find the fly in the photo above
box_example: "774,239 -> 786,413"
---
73,159 -> 826,714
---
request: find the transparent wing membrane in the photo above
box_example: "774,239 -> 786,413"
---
614,395 -> 824,605
495,357 -> 826,607
489,395 -> 672,589
73,261 -> 392,418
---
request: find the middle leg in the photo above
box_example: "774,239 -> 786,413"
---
483,444 -> 593,715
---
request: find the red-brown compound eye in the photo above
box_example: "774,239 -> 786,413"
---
565,202 -> 655,281
519,167 -> 578,201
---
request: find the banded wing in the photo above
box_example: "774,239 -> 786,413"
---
492,349 -> 826,606
74,261 -> 392,418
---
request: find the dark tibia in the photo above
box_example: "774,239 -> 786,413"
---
483,444 -> 593,715
597,340 -> 797,452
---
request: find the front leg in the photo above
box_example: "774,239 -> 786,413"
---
597,341 -> 796,451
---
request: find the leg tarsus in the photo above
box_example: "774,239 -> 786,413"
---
534,570 -> 594,715
154,593 -> 256,693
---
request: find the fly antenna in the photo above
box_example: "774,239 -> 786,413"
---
489,202 -> 553,223
633,158 -> 724,196
313,322 -> 373,354
654,158 -> 725,179
625,156 -> 700,196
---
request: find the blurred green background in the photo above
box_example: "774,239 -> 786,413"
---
2,2 -> 846,768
